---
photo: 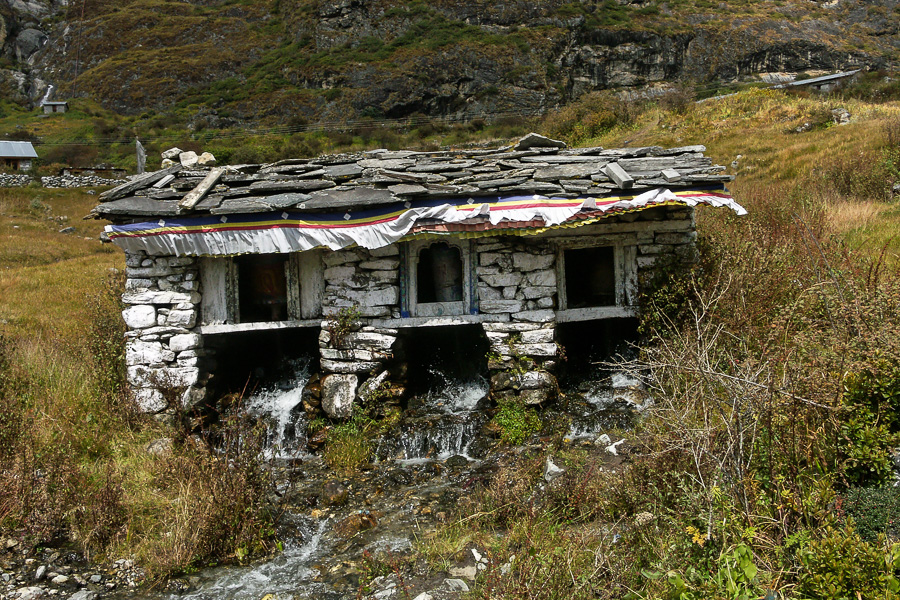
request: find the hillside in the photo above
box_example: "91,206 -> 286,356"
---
1,0 -> 898,129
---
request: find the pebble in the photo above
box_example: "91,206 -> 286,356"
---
50,575 -> 68,584
34,566 -> 46,581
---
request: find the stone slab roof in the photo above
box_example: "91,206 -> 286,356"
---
91,133 -> 732,222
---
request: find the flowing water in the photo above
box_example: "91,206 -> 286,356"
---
146,366 -> 643,600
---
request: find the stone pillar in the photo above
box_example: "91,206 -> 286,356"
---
318,245 -> 401,418
122,250 -> 209,413
476,238 -> 559,404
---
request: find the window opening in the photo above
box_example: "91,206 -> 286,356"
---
564,247 -> 616,308
417,242 -> 463,304
237,254 -> 288,322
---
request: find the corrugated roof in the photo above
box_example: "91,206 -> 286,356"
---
773,69 -> 861,89
0,141 -> 38,159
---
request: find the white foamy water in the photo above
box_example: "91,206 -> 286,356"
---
176,518 -> 332,600
243,360 -> 312,459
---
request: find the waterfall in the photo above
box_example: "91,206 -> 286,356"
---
40,84 -> 54,105
242,359 -> 312,459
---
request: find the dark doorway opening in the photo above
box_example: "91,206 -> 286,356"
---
393,325 -> 489,398
205,327 -> 320,395
556,318 -> 638,387
236,254 -> 289,322
417,243 -> 463,303
564,247 -> 616,308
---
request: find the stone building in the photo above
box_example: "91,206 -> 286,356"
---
90,134 -> 745,415
41,101 -> 69,114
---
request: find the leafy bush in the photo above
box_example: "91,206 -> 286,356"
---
797,526 -> 900,600
845,487 -> 900,542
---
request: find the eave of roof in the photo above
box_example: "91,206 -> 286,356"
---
0,141 -> 38,159
90,133 -> 733,223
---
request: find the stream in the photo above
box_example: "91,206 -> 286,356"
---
132,360 -> 644,600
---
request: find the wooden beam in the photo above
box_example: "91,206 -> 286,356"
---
604,162 -> 634,189
179,167 -> 224,211
98,164 -> 182,201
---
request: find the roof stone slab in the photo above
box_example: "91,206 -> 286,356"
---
89,134 -> 732,222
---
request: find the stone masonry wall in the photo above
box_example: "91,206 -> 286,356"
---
318,244 -> 401,418
122,250 -> 208,414
476,238 -> 560,405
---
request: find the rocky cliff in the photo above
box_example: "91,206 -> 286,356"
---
1,0 -> 898,124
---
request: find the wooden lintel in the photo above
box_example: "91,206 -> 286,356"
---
179,167 -> 225,211
604,162 -> 634,189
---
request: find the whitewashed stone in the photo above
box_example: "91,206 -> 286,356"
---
477,284 -> 502,300
479,299 -> 524,313
482,322 -> 542,333
133,388 -> 167,413
321,348 -> 382,362
323,252 -> 362,267
179,151 -> 199,168
126,340 -> 175,366
369,245 -> 399,257
321,374 -> 358,418
165,309 -> 197,328
359,370 -> 390,402
479,272 -> 522,287
128,366 -> 199,388
525,269 -> 556,287
123,305 -> 157,328
359,259 -> 399,270
519,329 -> 555,344
122,290 -> 200,305
169,333 -> 201,352
518,370 -> 556,390
536,297 -> 555,308
521,286 -> 555,299
512,253 -> 554,271
513,309 -> 555,323
324,265 -> 356,281
338,287 -> 399,306
512,342 -> 558,357
320,359 -> 382,374
479,252 -> 511,267
344,331 -> 397,352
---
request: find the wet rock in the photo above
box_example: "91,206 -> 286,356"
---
34,565 -> 46,581
333,512 -> 378,538
444,455 -> 468,468
323,480 -> 349,506
15,586 -> 45,600
321,373 -> 357,419
520,388 -> 551,406
544,457 -> 564,482
443,578 -> 470,592
70,591 -> 98,600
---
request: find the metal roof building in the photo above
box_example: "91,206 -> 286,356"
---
0,141 -> 38,171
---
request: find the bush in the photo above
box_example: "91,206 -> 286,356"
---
797,525 -> 900,600
845,487 -> 900,542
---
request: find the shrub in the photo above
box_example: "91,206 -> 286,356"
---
845,487 -> 900,542
796,525 -> 900,600
491,400 -> 541,445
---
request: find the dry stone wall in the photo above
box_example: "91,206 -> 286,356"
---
122,250 -> 208,413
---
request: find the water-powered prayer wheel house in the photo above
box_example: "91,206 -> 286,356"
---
90,134 -> 745,416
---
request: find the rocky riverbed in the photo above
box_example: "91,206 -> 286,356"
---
1,369 -> 641,600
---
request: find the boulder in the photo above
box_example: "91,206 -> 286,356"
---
161,147 -> 183,160
179,151 -> 199,168
122,305 -> 156,329
322,480 -> 349,506
197,152 -> 217,166
321,373 -> 357,418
